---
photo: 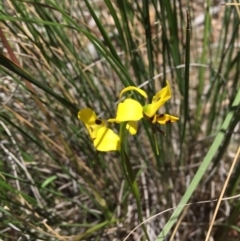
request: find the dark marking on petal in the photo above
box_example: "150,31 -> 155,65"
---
95,119 -> 102,125
149,117 -> 154,122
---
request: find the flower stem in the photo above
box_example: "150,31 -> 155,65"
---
119,122 -> 150,241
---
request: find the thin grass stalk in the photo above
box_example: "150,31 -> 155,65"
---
196,0 -> 211,129
83,0 -> 123,65
104,0 -> 127,53
207,18 -> 239,135
163,1 -> 182,87
116,0 -> 147,85
142,0 -> 155,92
180,9 -> 191,159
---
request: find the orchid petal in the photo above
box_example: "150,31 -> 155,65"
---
78,108 -> 106,139
119,86 -> 148,99
143,81 -> 172,117
108,99 -> 143,123
94,127 -> 120,151
156,114 -> 179,125
126,121 -> 138,135
152,81 -> 171,103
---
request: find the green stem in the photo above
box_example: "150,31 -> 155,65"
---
119,122 -> 150,241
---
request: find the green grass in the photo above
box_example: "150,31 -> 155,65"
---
0,1 -> 240,240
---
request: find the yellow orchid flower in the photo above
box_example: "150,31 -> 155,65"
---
78,108 -> 120,151
108,81 -> 179,134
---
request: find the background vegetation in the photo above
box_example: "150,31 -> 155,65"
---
0,0 -> 239,240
